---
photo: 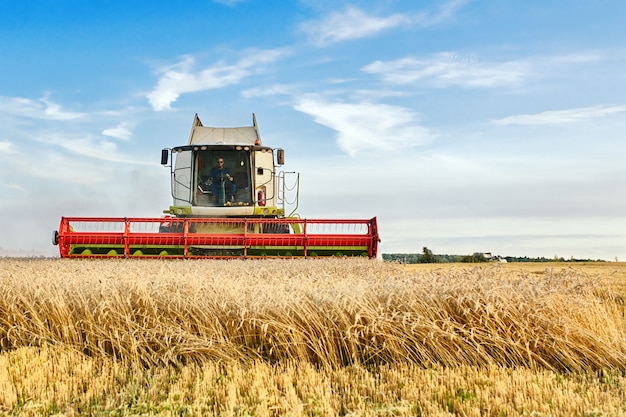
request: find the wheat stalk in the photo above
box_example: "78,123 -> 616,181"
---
0,258 -> 624,372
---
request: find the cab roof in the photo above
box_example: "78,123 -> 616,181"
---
187,113 -> 262,146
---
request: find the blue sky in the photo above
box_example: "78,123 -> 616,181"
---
1,0 -> 625,260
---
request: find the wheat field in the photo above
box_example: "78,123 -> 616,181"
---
0,258 -> 624,416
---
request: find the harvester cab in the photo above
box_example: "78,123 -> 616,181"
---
52,113 -> 380,259
160,113 -> 296,219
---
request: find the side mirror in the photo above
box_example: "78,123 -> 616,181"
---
276,148 -> 285,165
161,149 -> 169,165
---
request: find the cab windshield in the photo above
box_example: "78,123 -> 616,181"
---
194,149 -> 252,206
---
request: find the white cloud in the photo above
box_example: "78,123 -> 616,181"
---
423,0 -> 469,26
300,6 -> 411,47
211,0 -> 244,5
102,122 -> 133,140
39,96 -> 85,120
43,134 -> 118,159
363,53 -> 529,88
300,1 -> 468,46
241,84 -> 296,98
0,141 -> 17,154
31,153 -> 119,184
0,95 -> 85,120
491,105 -> 626,126
0,183 -> 28,194
147,49 -> 287,111
294,95 -> 435,156
30,132 -> 154,166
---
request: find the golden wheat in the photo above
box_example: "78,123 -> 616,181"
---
0,258 -> 624,416
0,258 -> 624,371
1,344 -> 624,416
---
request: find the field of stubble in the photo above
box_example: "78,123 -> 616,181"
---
0,258 -> 624,416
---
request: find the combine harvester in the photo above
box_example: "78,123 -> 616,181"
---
53,114 -> 379,259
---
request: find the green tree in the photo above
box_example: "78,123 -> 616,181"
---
421,247 -> 436,263
462,252 -> 488,263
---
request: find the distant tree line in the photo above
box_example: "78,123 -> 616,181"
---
382,247 -> 606,263
500,256 -> 606,263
